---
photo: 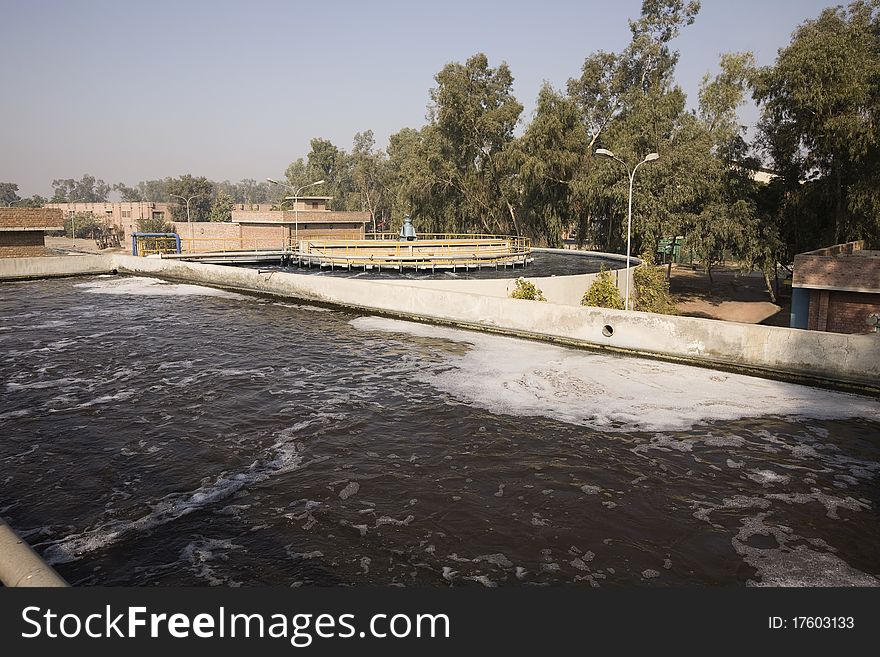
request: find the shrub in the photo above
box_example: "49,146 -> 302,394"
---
510,277 -> 546,301
136,215 -> 174,234
633,253 -> 678,314
63,213 -> 101,239
581,268 -> 624,309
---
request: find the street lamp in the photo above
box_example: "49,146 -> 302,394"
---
68,197 -> 88,248
266,178 -> 325,248
168,193 -> 202,242
595,148 -> 659,310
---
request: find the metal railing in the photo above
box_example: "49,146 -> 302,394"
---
132,233 -> 532,270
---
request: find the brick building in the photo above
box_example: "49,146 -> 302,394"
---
0,208 -> 64,258
45,201 -> 176,239
791,241 -> 880,334
44,198 -> 365,244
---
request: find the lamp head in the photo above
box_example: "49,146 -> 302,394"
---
266,178 -> 279,184
644,152 -> 660,162
595,148 -> 615,158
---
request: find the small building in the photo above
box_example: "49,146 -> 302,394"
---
791,240 -> 880,334
0,208 -> 64,258
231,205 -> 371,244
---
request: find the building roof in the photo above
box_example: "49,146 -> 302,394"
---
0,208 -> 64,231
232,210 -> 370,225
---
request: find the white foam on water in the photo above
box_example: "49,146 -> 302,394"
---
274,302 -> 334,313
732,512 -> 879,587
40,417 -> 327,565
180,538 -> 243,587
75,276 -> 246,299
350,316 -> 880,432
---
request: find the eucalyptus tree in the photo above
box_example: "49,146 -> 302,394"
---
51,175 -> 111,202
0,182 -> 20,206
753,0 -> 880,249
426,53 -> 523,234
518,84 -> 588,246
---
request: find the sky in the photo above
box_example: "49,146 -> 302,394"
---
1,0 -> 835,198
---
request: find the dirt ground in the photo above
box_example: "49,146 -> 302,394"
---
668,263 -> 791,327
45,236 -> 124,254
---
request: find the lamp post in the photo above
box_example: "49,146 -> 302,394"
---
266,178 -> 325,249
168,193 -> 202,243
595,148 -> 659,310
68,197 -> 88,248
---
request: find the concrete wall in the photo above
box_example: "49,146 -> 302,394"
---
108,254 -> 880,393
2,252 -> 877,392
0,254 -> 114,280
378,248 -> 635,306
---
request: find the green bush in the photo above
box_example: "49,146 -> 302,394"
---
136,215 -> 174,234
510,277 -> 546,301
63,213 -> 101,239
633,253 -> 678,315
581,268 -> 624,309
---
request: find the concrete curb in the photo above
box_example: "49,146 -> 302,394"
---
0,519 -> 67,587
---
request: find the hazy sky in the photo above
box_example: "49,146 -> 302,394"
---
1,0 -> 833,197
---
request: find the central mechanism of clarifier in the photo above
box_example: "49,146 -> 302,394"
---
290,215 -> 532,271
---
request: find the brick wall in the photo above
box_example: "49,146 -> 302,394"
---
808,289 -> 880,334
793,240 -> 880,292
826,291 -> 880,334
0,231 -> 49,258
240,224 -> 284,247
172,222 -> 242,252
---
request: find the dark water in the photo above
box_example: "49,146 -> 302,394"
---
249,250 -> 623,280
1,275 -> 879,587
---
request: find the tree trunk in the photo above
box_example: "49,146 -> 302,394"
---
835,164 -> 844,244
506,201 -> 520,237
763,268 -> 777,304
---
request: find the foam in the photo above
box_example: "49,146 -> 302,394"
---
41,418 -> 319,565
350,316 -> 880,432
75,276 -> 246,299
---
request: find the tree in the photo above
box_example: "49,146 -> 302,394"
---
519,85 -> 588,246
753,0 -> 880,248
138,178 -> 173,202
208,191 -> 235,222
568,0 -> 704,253
167,175 -> 214,222
0,182 -> 21,206
51,175 -> 110,202
350,130 -> 389,232
19,195 -> 47,208
427,53 -> 523,235
113,182 -> 143,202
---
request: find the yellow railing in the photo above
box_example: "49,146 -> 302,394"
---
134,233 -> 531,270
296,234 -> 531,269
135,236 -> 179,257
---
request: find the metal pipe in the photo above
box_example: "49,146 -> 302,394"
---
0,518 -> 68,587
